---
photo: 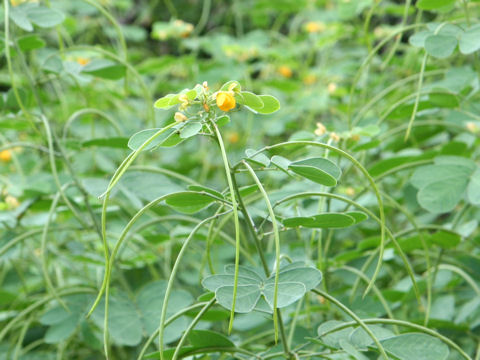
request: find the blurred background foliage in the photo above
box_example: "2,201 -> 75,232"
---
1,0 -> 480,359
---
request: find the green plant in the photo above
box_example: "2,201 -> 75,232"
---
2,0 -> 480,359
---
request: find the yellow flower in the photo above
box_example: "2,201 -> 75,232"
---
216,92 -> 236,112
77,57 -> 90,66
305,21 -> 326,34
303,74 -> 316,85
278,65 -> 293,78
227,132 -> 240,144
0,150 -> 12,162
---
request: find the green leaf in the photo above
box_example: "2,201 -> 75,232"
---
82,137 -> 128,148
160,131 -> 185,147
44,314 -> 79,344
42,56 -> 63,74
411,164 -> 473,189
424,34 -> 457,59
238,91 -> 264,109
262,282 -> 306,309
187,185 -> 223,199
216,115 -> 230,127
467,168 -> 480,205
203,264 -> 321,313
202,274 -> 261,292
283,213 -> 355,228
417,177 -> 468,213
82,59 -> 126,80
136,281 -> 192,341
409,30 -> 432,47
245,148 -> 270,167
165,192 -> 216,213
188,330 -> 235,348
105,297 -> 143,346
266,264 -> 322,291
255,95 -> 280,114
220,80 -> 241,92
416,0 -> 455,10
10,6 -> 33,31
346,211 -> 369,224
428,92 -> 459,108
245,94 -> 280,114
40,306 -> 72,325
270,155 -> 291,172
380,333 -> 449,360
146,330 -> 236,359
340,339 -> 369,360
289,157 -> 341,186
318,320 -> 354,348
27,6 -> 65,28
459,24 -> 480,54
430,230 -> 461,249
179,122 -> 202,139
17,34 -> 46,51
350,325 -> 395,349
216,285 -> 261,313
127,127 -> 177,151
154,94 -> 176,109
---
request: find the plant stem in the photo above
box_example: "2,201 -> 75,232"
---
405,53 -> 428,140
212,122 -> 241,334
242,161 -> 282,347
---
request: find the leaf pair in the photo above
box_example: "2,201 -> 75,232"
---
411,156 -> 480,213
318,320 -> 449,360
202,262 -> 322,313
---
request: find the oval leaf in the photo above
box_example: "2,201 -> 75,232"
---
165,192 -> 216,214
289,157 -> 341,186
283,213 -> 355,228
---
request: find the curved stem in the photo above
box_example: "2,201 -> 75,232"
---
312,289 -> 389,359
158,211 -> 231,360
243,141 -> 386,298
405,53 -> 428,140
172,298 -> 216,360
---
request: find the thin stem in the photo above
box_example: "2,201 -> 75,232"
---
212,121 -> 241,334
172,298 -> 216,360
242,141 -> 386,298
312,289 -> 389,360
158,211 -> 231,360
405,53 -> 428,140
243,161 -> 282,346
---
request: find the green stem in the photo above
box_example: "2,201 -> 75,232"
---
172,298 -> 216,360
242,141 -> 386,298
317,318 -> 472,360
405,53 -> 428,140
158,211 -> 231,360
312,289 -> 389,360
243,161 -> 282,345
212,121 -> 241,334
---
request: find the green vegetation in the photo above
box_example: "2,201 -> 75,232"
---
1,0 -> 480,359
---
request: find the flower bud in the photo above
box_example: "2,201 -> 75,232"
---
314,122 -> 326,136
329,132 -> 340,142
174,112 -> 188,122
